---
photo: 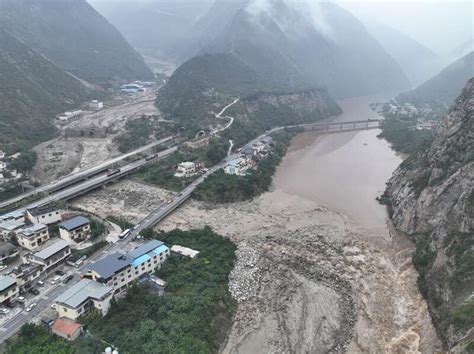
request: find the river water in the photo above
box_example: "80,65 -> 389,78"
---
274,95 -> 401,239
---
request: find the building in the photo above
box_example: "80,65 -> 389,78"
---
59,216 -> 91,243
0,161 -> 6,172
57,110 -> 82,121
87,240 -> 170,294
26,206 -> 61,225
89,100 -> 103,110
0,219 -> 25,240
174,162 -> 196,178
241,146 -> 257,158
55,279 -> 113,320
0,150 -> 5,160
170,245 -> 200,259
0,242 -> 18,263
16,223 -> 50,250
28,239 -> 71,272
0,276 -> 18,305
9,263 -> 42,292
224,158 -> 249,176
52,318 -> 83,341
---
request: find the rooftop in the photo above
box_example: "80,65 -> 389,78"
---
128,240 -> 164,260
170,245 -> 200,258
178,162 -> 195,168
18,223 -> 47,237
59,216 -> 90,231
0,242 -> 16,256
52,318 -> 82,337
27,206 -> 59,217
55,279 -> 112,308
34,239 -> 70,260
88,253 -> 132,280
0,219 -> 25,231
0,276 -> 16,291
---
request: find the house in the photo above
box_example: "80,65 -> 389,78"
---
174,162 -> 196,178
0,219 -> 25,241
58,216 -> 91,243
16,223 -> 50,250
86,240 -> 170,294
241,146 -> 257,158
0,242 -> 18,264
55,279 -> 113,320
261,136 -> 273,146
0,276 -> 18,305
89,100 -> 103,110
170,245 -> 200,259
58,110 -> 83,121
0,151 -> 5,160
52,318 -> 83,341
0,161 -> 6,172
26,206 -> 61,225
9,263 -> 42,292
27,239 -> 71,272
224,158 -> 249,176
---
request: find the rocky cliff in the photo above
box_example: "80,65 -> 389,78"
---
386,79 -> 474,351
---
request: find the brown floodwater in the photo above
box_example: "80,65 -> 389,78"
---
274,95 -> 402,238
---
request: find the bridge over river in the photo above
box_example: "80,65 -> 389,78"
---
279,119 -> 383,134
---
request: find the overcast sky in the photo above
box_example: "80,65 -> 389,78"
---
89,0 -> 473,55
336,0 -> 473,55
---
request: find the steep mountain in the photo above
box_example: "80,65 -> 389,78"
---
366,22 -> 440,87
192,0 -> 410,98
0,0 -> 153,87
398,52 -> 474,106
89,0 -> 214,63
0,30 -> 93,151
386,79 -> 473,351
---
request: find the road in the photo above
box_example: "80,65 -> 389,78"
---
0,136 -> 175,211
213,98 -> 239,134
1,146 -> 178,220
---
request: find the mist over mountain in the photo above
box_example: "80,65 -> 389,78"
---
366,22 -> 441,87
398,52 -> 474,106
89,0 -> 214,63
0,0 -> 153,87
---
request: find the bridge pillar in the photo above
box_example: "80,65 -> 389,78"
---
353,122 -> 356,129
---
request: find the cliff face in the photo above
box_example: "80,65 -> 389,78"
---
386,79 -> 474,350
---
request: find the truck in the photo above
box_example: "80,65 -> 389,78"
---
106,168 -> 121,177
119,229 -> 131,240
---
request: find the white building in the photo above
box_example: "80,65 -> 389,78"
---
55,279 -> 113,320
174,162 -> 196,178
58,216 -> 91,243
26,206 -> 62,225
16,223 -> 50,251
57,110 -> 83,121
89,100 -> 103,110
170,245 -> 200,259
224,158 -> 249,176
0,219 -> 26,241
87,240 -> 170,294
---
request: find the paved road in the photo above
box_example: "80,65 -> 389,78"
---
0,136 -> 175,210
1,146 -> 178,220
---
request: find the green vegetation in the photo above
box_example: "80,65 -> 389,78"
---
194,131 -> 292,203
135,140 -> 228,191
451,301 -> 474,331
9,228 -> 236,353
115,118 -> 152,153
6,323 -> 75,354
9,150 -> 38,173
86,227 -> 236,353
378,117 -> 434,155
90,220 -> 106,240
105,216 -> 134,230
412,235 -> 437,297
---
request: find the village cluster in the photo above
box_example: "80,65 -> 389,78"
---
174,135 -> 274,179
0,204 -> 199,341
377,101 -> 440,130
0,151 -> 24,190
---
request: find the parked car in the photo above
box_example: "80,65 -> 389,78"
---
51,276 -> 61,285
28,288 -> 40,295
25,302 -> 37,312
63,275 -> 73,284
55,270 -> 65,276
17,296 -> 26,303
37,280 -> 45,287
0,308 -> 10,314
0,265 -> 7,271
51,303 -> 57,310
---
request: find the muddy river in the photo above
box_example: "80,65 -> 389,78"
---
274,95 -> 401,239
